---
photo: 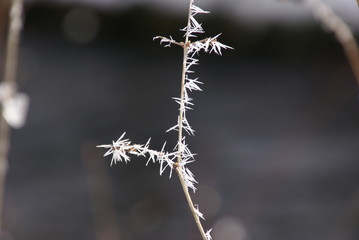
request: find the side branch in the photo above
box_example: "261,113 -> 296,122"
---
153,36 -> 183,47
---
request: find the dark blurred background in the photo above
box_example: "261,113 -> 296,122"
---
0,0 -> 359,240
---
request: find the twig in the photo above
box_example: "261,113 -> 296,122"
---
0,0 -> 23,232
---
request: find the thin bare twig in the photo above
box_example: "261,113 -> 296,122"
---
175,167 -> 207,240
302,0 -> 359,85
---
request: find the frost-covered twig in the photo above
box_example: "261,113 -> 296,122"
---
98,0 -> 232,239
301,0 -> 359,85
154,2 -> 231,239
0,0 -> 28,232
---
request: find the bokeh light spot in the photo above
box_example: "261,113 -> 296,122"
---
213,216 -> 248,240
62,7 -> 100,44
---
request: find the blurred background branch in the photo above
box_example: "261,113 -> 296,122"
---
302,0 -> 359,85
0,0 -> 23,234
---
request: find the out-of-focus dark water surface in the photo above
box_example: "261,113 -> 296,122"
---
1,3 -> 359,240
